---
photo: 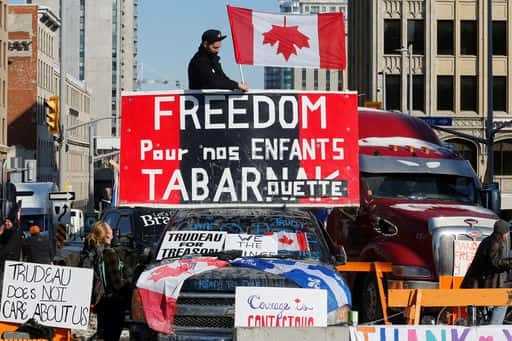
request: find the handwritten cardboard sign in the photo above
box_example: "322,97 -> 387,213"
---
225,234 -> 278,256
235,287 -> 327,327
453,240 -> 480,277
156,231 -> 227,260
0,261 -> 93,330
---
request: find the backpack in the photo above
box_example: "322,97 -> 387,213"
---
79,245 -> 107,306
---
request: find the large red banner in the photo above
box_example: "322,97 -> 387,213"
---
120,91 -> 359,207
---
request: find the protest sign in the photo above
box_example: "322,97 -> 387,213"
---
0,261 -> 93,330
453,240 -> 480,276
235,287 -> 327,327
120,90 -> 359,207
156,231 -> 227,260
225,234 -> 278,256
350,325 -> 512,341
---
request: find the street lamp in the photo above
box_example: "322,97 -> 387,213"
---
395,45 -> 413,116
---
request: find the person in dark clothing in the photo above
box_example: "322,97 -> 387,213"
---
462,219 -> 512,324
0,219 -> 22,268
22,225 -> 53,264
188,29 -> 248,91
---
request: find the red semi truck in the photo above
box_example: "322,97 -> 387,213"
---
327,108 -> 501,322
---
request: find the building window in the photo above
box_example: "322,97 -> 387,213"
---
326,70 -> 331,91
437,76 -> 454,111
386,75 -> 401,111
314,69 -> 318,90
437,20 -> 454,55
494,140 -> 512,175
412,75 -> 424,111
460,21 -> 477,55
493,76 -> 507,112
461,76 -> 478,111
493,21 -> 507,56
446,139 -> 478,171
384,19 -> 401,54
407,20 -> 424,54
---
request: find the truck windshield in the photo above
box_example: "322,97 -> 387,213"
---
363,173 -> 477,203
162,213 -> 330,262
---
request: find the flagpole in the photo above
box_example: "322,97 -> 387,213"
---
239,64 -> 246,84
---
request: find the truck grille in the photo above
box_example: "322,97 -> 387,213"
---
174,316 -> 234,329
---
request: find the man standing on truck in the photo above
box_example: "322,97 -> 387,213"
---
188,29 -> 248,91
462,220 -> 512,324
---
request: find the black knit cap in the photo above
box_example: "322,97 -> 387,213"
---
494,219 -> 510,235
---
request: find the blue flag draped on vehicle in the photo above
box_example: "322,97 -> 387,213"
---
230,257 -> 351,311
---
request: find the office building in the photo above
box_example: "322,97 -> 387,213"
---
349,0 -> 512,211
264,0 -> 348,90
0,0 -> 7,163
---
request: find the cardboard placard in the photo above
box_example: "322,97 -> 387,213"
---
225,234 -> 278,256
0,261 -> 93,330
235,287 -> 327,327
120,91 -> 359,207
453,240 -> 480,277
156,231 -> 227,260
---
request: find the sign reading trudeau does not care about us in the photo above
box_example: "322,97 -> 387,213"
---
0,261 -> 94,330
120,91 -> 360,207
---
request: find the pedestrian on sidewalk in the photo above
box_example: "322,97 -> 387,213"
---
462,219 -> 512,324
22,225 -> 53,264
188,29 -> 248,91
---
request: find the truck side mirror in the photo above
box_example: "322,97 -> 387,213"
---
481,182 -> 501,215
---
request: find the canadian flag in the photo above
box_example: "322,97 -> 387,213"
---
227,5 -> 346,69
276,232 -> 310,252
136,258 -> 228,334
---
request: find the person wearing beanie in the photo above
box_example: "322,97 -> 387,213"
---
462,219 -> 512,324
22,224 -> 53,264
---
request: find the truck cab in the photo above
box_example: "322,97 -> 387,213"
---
327,109 -> 499,322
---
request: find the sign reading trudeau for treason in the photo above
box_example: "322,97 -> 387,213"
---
120,91 -> 359,207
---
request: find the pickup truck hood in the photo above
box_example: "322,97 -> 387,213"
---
180,266 -> 300,293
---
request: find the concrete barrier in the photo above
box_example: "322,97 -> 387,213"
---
236,327 -> 351,341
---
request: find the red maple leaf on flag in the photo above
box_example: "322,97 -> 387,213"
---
262,16 -> 310,61
279,235 -> 294,245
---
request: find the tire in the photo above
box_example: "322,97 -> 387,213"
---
360,274 -> 384,323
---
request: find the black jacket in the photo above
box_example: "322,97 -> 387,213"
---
188,46 -> 239,90
0,228 -> 22,268
462,233 -> 512,288
23,234 -> 53,264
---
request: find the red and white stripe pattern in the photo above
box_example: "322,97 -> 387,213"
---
276,232 -> 310,252
136,258 -> 228,334
227,5 -> 346,69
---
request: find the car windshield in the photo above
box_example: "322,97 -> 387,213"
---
363,173 -> 477,203
158,211 -> 330,262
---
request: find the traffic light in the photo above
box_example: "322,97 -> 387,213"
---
45,95 -> 60,135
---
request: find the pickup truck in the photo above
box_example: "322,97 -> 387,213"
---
129,208 -> 349,341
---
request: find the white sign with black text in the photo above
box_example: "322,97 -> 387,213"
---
225,234 -> 278,256
235,287 -> 327,328
156,231 -> 227,260
0,261 -> 93,330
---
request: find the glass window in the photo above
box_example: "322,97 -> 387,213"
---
386,75 -> 401,110
494,140 -> 512,175
437,76 -> 454,111
461,21 -> 477,55
412,75 -> 424,111
407,20 -> 424,54
446,139 -> 478,171
493,21 -> 507,56
384,19 -> 401,54
461,76 -> 478,111
103,213 -> 120,228
118,215 -> 132,236
437,20 -> 454,55
493,76 -> 507,112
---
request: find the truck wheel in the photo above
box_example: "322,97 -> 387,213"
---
360,274 -> 383,323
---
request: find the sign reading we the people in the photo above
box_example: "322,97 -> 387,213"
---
0,261 -> 93,330
120,90 -> 359,207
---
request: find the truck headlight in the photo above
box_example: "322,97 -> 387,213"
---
327,305 -> 350,325
392,265 -> 431,279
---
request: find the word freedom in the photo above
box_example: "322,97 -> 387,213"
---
142,167 -> 346,202
154,94 -> 328,131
